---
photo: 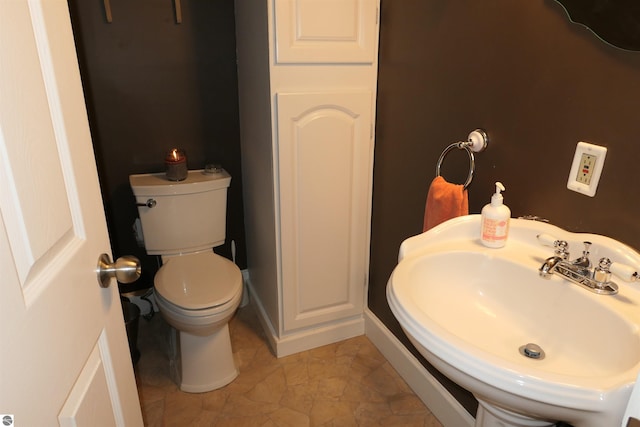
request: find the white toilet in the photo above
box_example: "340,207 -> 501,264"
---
129,168 -> 243,393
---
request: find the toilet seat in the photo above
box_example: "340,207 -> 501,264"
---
154,251 -> 242,311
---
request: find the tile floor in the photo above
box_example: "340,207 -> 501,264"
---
134,304 -> 444,426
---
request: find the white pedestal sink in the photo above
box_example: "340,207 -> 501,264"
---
387,215 -> 640,427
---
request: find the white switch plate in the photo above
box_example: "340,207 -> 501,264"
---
567,141 -> 607,197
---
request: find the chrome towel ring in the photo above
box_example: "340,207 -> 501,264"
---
435,129 -> 489,189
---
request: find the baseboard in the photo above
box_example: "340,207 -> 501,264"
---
274,316 -> 364,357
246,278 -> 364,358
246,287 -> 280,352
364,308 -> 475,427
240,269 -> 250,308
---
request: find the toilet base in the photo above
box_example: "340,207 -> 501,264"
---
170,324 -> 238,393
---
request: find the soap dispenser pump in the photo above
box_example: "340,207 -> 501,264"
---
480,182 -> 511,248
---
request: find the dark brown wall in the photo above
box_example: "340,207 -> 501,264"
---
370,0 -> 640,415
68,0 -> 245,290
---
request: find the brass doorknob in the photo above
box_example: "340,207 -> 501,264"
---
96,253 -> 141,288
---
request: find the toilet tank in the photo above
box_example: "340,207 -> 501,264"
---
129,169 -> 231,255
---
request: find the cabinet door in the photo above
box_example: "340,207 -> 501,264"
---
274,0 -> 378,63
276,91 -> 373,331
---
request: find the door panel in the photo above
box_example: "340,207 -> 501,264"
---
59,339 -> 118,427
274,0 -> 378,63
277,91 -> 373,331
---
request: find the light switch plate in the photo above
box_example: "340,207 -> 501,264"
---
567,141 -> 607,197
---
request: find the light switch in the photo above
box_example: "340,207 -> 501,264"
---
567,141 -> 607,197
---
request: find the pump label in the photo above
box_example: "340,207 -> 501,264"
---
482,218 -> 509,241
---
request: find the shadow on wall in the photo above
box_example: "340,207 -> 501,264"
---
67,0 -> 246,292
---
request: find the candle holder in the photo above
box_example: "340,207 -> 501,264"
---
165,148 -> 187,181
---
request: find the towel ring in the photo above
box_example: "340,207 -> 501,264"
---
436,142 -> 475,189
435,129 -> 488,189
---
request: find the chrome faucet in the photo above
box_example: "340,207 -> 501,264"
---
536,235 -> 640,295
571,241 -> 592,273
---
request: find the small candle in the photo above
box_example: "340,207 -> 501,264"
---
165,148 -> 187,181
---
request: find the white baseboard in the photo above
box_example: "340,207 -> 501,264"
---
240,269 -> 250,308
246,279 -> 364,358
272,316 -> 364,358
364,308 -> 475,427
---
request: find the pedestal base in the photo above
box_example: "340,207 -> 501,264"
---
475,400 -> 556,427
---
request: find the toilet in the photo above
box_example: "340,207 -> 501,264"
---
129,168 -> 243,393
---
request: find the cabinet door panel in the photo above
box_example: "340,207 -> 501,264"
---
274,0 -> 378,63
277,91 -> 372,331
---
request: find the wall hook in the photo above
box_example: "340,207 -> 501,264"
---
174,0 -> 182,24
103,0 -> 113,23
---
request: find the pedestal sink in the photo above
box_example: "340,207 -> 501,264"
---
387,215 -> 640,427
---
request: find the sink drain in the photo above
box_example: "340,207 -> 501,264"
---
519,343 -> 545,360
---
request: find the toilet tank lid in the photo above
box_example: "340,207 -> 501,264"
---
129,169 -> 231,196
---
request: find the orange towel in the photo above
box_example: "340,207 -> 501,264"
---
423,176 -> 469,232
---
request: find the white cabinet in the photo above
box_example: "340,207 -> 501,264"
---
235,0 -> 379,357
273,0 -> 378,63
277,91 -> 373,331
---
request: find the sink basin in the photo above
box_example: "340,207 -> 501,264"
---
387,215 -> 640,427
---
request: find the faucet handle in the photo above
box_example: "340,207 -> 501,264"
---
573,241 -> 592,268
537,233 -> 558,247
610,262 -> 640,282
555,240 -> 570,260
537,234 -> 570,259
593,257 -> 612,283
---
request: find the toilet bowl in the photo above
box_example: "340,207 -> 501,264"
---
154,251 -> 243,392
129,168 -> 242,393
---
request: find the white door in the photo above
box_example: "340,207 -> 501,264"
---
0,0 -> 143,426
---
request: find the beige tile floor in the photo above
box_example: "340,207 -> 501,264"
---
134,304 -> 444,426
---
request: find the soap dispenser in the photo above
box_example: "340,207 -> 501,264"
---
480,182 -> 511,248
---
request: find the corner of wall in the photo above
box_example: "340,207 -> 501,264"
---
364,308 -> 475,427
